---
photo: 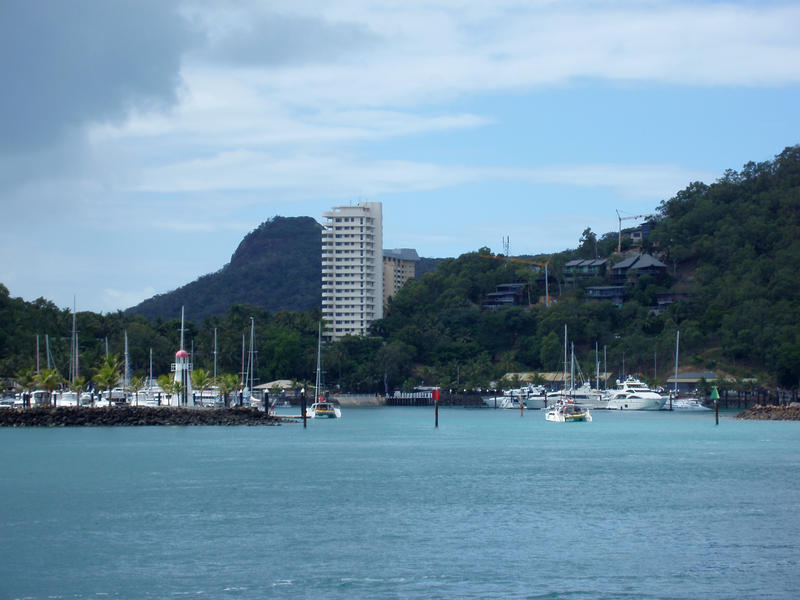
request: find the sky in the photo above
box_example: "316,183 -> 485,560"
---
2,0 -> 799,314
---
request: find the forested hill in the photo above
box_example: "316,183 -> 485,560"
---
650,145 -> 800,385
372,145 -> 800,388
125,216 -> 323,321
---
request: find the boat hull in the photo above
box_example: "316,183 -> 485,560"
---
545,404 -> 592,423
606,395 -> 665,410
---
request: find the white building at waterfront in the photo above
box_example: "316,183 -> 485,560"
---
321,202 -> 383,342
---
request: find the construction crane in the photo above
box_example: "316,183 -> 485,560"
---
481,254 -> 552,306
616,209 -> 656,253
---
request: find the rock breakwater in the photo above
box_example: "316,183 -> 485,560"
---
0,406 -> 284,427
735,404 -> 800,421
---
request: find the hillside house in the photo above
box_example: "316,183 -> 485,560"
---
610,253 -> 667,284
585,285 -> 626,306
654,291 -> 690,314
483,283 -> 529,310
563,258 -> 607,286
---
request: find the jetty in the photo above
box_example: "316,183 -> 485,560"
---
0,406 -> 286,427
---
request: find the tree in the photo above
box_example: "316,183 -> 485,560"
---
15,369 -> 37,408
375,341 -> 415,396
94,355 -> 121,406
539,331 -> 562,371
69,375 -> 86,406
191,368 -> 213,406
578,227 -> 598,259
157,374 -> 175,406
35,368 -> 62,407
217,373 -> 240,408
129,375 -> 146,406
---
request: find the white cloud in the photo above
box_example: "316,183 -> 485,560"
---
3,0 -> 798,313
134,148 -> 710,205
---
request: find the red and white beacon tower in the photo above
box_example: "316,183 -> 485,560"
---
171,306 -> 193,406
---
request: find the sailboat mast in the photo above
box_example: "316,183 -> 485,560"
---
570,342 -> 575,394
213,328 -> 218,379
248,317 -> 255,394
315,322 -> 322,401
124,330 -> 130,389
36,334 -> 40,374
70,296 -> 77,384
674,330 -> 680,396
240,334 -> 246,387
563,324 -> 568,397
595,341 -> 599,390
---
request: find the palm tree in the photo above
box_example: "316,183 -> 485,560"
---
172,381 -> 184,407
191,368 -> 213,407
129,375 -> 146,407
16,368 -> 36,408
157,374 -> 175,406
94,355 -> 122,407
69,375 -> 86,407
36,368 -> 62,407
217,373 -> 239,408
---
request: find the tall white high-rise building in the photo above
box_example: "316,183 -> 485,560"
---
321,202 -> 383,342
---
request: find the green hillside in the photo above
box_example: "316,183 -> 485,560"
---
369,145 -> 800,389
125,216 -> 323,321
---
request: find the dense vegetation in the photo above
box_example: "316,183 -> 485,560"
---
125,216 -> 322,321
2,146 -> 799,394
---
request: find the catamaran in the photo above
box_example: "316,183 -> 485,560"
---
307,322 -> 341,419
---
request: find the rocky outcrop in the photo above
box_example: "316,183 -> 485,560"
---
735,405 -> 800,421
0,406 -> 285,427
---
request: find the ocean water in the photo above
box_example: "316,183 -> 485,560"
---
1,407 -> 799,600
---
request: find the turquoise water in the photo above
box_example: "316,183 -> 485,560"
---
1,407 -> 799,599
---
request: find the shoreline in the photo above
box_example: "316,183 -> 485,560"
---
735,404 -> 800,421
0,406 -> 285,427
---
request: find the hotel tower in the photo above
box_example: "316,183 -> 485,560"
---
321,202 -> 383,342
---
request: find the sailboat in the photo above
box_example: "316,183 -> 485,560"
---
307,322 -> 341,419
545,326 -> 592,422
667,330 -> 709,411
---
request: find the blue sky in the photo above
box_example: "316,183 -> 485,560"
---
1,1 -> 799,313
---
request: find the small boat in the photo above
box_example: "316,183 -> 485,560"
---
545,400 -> 592,422
665,394 -> 710,411
307,399 -> 342,419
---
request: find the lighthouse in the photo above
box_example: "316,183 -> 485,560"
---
171,307 -> 193,406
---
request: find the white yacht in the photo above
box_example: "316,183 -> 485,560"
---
483,384 -> 545,409
546,382 -> 607,409
604,376 -> 666,410
663,393 -> 710,411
